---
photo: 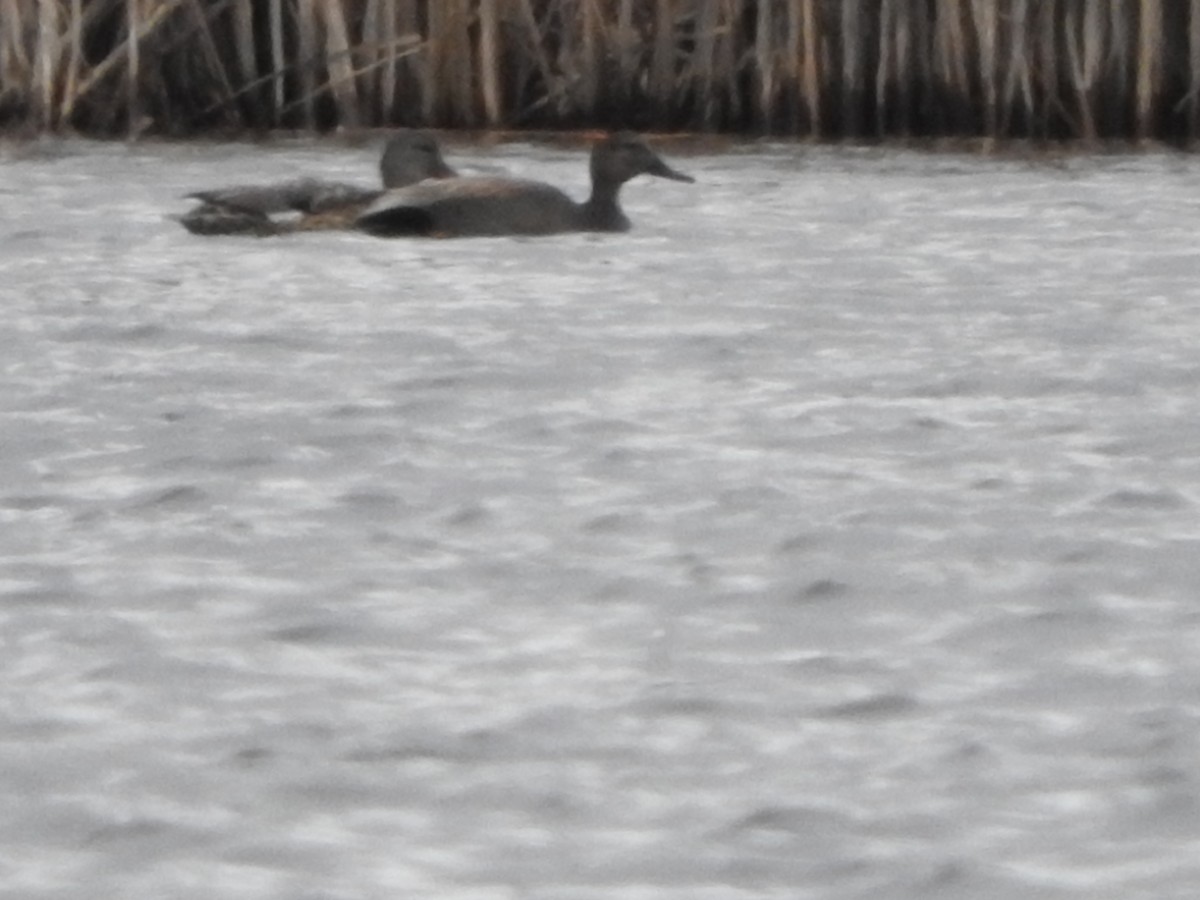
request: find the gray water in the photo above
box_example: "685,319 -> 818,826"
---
2,136 -> 1200,900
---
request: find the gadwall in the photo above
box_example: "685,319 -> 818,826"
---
355,132 -> 693,238
179,129 -> 455,236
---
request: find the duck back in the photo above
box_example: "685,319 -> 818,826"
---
357,177 -> 588,237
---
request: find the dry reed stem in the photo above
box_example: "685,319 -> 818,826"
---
755,0 -> 773,129
34,0 -> 59,128
801,0 -> 820,135
296,0 -> 316,129
577,0 -> 600,113
972,0 -> 997,136
479,0 -> 503,125
1191,0 -> 1200,133
269,0 -> 284,123
616,0 -> 634,97
840,0 -> 862,136
378,0 -> 397,120
362,0 -> 382,116
126,0 -> 139,135
999,0 -> 1034,135
3,0 -> 1200,140
184,0 -> 240,124
231,0 -> 258,119
692,0 -> 719,129
319,0 -> 360,128
1136,0 -> 1162,138
650,0 -> 675,118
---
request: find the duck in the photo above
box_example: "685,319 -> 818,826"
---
179,129 -> 456,236
355,132 -> 693,238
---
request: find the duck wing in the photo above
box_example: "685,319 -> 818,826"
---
176,203 -> 282,237
356,177 -> 580,237
187,178 -> 377,215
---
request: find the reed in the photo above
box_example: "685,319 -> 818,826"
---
2,0 -> 1200,140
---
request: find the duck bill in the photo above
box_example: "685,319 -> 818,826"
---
431,159 -> 456,179
646,157 -> 695,183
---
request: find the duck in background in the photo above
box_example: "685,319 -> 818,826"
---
179,129 -> 455,236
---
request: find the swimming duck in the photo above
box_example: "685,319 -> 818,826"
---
179,129 -> 455,236
355,132 -> 693,238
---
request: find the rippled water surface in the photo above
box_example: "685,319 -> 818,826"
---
2,136 -> 1200,899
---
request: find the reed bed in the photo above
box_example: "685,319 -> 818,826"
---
0,0 -> 1197,140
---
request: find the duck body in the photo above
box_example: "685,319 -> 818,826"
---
356,132 -> 692,239
179,130 -> 454,237
356,176 -> 627,237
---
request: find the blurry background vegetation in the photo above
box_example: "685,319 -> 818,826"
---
0,0 -> 1195,140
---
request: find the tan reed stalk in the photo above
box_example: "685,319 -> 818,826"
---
1191,0 -> 1200,135
1008,0 -> 1036,135
934,0 -> 971,132
447,0 -> 474,124
479,0 -> 503,125
1108,0 -> 1132,132
366,0 -> 422,123
59,0 -> 170,122
394,0 -> 425,123
231,0 -> 259,120
268,0 -> 284,123
876,0 -> 895,136
650,0 -> 675,117
1063,1 -> 1089,138
970,0 -> 997,136
911,0 -> 935,131
998,0 -> 1034,136
1035,0 -> 1060,136
422,0 -> 474,125
692,0 -> 719,129
1,0 -> 32,115
319,0 -> 361,128
725,0 -> 745,124
126,0 -> 141,136
1136,0 -> 1161,139
1082,1 -> 1105,117
33,0 -> 59,129
422,0 -> 443,122
840,0 -> 862,135
230,35 -> 422,121
514,0 -> 557,119
896,0 -> 914,134
576,0 -> 601,114
378,0 -> 396,120
60,0 -> 83,128
184,0 -> 241,124
616,0 -> 635,100
553,0 -> 573,99
1,0 -> 22,85
361,0 -> 382,117
800,0 -> 820,136
785,0 -> 802,133
1064,0 -> 1104,140
754,0 -> 774,129
1110,1 -> 1132,83
296,0 -> 316,129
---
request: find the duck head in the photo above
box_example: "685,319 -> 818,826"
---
590,132 -> 695,188
380,129 -> 456,188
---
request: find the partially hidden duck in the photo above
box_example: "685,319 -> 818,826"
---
355,132 -> 693,238
179,129 -> 455,236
